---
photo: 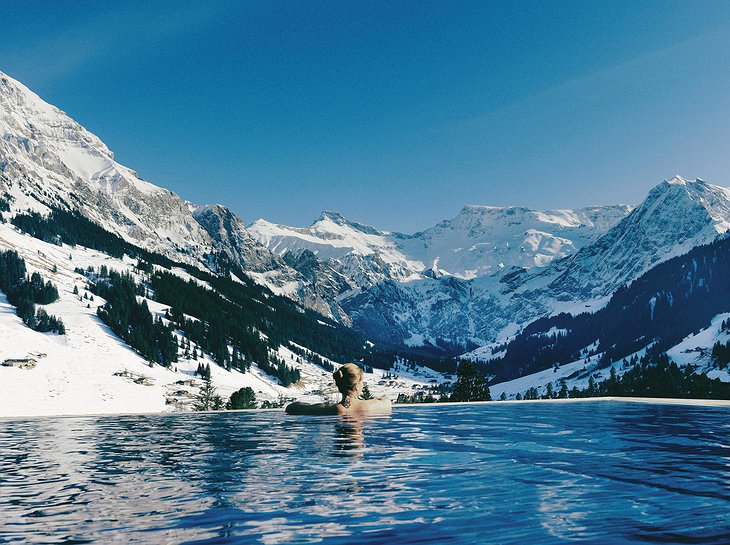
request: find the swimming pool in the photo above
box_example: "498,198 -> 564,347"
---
1,401 -> 728,544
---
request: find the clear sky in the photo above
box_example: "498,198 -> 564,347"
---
3,1 -> 730,232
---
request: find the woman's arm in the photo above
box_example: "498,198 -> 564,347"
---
285,401 -> 340,415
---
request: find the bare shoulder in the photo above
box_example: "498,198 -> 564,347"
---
357,397 -> 392,414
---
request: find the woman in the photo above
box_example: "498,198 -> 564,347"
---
285,363 -> 392,415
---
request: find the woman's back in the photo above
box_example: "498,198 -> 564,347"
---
285,396 -> 391,416
285,363 -> 392,416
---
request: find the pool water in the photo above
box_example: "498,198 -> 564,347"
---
1,402 -> 728,544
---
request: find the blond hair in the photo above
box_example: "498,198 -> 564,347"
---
333,363 -> 364,404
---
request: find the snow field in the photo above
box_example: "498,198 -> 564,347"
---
0,222 -> 452,416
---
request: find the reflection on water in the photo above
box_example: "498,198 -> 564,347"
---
1,403 -> 729,544
334,417 -> 365,458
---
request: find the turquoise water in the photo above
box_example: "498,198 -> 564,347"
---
1,402 -> 728,544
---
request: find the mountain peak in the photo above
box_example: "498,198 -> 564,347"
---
650,176 -> 729,204
0,69 -> 255,269
551,176 -> 730,301
459,204 -> 525,215
0,70 -> 60,118
318,210 -> 347,223
315,211 -> 383,236
658,176 -> 719,194
648,176 -> 702,201
665,175 -> 690,186
193,203 -> 231,216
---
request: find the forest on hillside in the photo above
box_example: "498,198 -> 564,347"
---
484,235 -> 730,383
7,204 -> 451,384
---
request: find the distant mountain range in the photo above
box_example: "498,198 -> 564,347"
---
250,177 -> 730,350
1,69 -> 729,414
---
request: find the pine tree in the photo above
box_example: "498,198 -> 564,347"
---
361,384 -> 374,400
558,380 -> 568,399
450,361 -> 491,402
227,386 -> 257,410
193,378 -> 224,411
587,376 -> 597,397
545,382 -> 554,399
524,387 -> 539,400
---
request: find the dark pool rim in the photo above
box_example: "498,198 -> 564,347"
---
0,395 -> 728,421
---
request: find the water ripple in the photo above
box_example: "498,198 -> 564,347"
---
1,403 -> 729,544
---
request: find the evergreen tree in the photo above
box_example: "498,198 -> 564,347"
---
361,384 -> 374,400
227,386 -> 257,410
558,380 -> 569,399
587,376 -> 597,396
450,360 -> 491,402
193,378 -> 224,411
0,250 -> 64,334
91,269 -> 177,366
545,382 -> 554,399
570,353 -> 730,400
524,387 -> 539,400
712,340 -> 730,368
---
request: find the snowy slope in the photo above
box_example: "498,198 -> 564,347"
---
251,212 -> 422,288
251,205 -> 631,283
0,71 -> 310,301
540,176 -> 730,302
0,71 -> 211,252
0,221 -> 442,417
252,177 -> 730,350
400,204 -> 632,278
452,177 -> 730,348
250,204 -> 632,347
374,176 -> 730,349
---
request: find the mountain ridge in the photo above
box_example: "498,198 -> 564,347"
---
0,70 -> 351,319
1,71 -> 730,413
4,70 -> 730,354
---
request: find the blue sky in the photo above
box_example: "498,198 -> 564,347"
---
3,1 -> 730,232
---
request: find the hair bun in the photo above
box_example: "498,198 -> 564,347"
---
333,364 -> 363,396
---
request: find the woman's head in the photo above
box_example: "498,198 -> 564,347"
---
333,363 -> 364,395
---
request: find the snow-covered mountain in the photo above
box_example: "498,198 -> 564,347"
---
250,203 -> 636,347
0,70 -> 448,416
251,204 -> 632,283
9,67 -> 728,353
0,219 -> 442,416
463,176 -> 730,356
1,70 -> 730,417
538,176 -> 730,302
0,70 -> 355,319
253,177 -> 730,350
250,203 -> 634,346
483,231 -> 730,399
0,72 -> 305,282
0,71 -> 212,254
